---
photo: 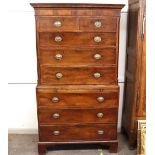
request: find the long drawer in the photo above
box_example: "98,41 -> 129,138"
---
39,32 -> 116,47
37,90 -> 118,108
38,16 -> 117,32
40,66 -> 117,85
39,47 -> 116,66
38,108 -> 118,124
39,124 -> 117,142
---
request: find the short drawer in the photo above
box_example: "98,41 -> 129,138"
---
79,17 -> 117,32
39,124 -> 117,142
38,17 -> 78,32
40,66 -> 117,85
37,91 -> 118,108
39,32 -> 116,47
38,108 -> 118,124
39,47 -> 116,66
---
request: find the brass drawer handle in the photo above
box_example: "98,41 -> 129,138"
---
94,36 -> 102,43
53,130 -> 60,136
97,130 -> 104,135
53,21 -> 62,27
55,53 -> 63,60
52,113 -> 60,119
56,72 -> 63,79
55,36 -> 62,42
51,97 -> 59,103
97,96 -> 104,103
94,54 -> 101,60
97,113 -> 104,118
94,72 -> 101,78
94,21 -> 102,28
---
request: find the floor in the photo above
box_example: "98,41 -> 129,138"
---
8,134 -> 136,155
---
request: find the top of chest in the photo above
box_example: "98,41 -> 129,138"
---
30,3 -> 124,17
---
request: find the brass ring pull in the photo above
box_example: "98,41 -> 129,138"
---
52,113 -> 60,119
94,72 -> 101,78
97,130 -> 104,135
53,21 -> 62,27
94,54 -> 101,60
94,36 -> 102,43
94,21 -> 102,28
97,113 -> 104,118
55,36 -> 62,42
56,72 -> 63,79
97,96 -> 104,102
55,53 -> 63,60
51,97 -> 59,103
53,130 -> 60,136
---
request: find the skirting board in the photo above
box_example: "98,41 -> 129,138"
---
8,128 -> 38,134
8,128 -> 121,134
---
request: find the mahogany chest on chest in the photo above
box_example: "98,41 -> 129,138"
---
31,3 -> 124,154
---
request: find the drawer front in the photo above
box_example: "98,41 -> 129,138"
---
40,66 -> 117,85
38,108 -> 118,124
39,32 -> 116,47
38,16 -> 117,32
79,17 -> 117,32
38,17 -> 78,32
39,124 -> 117,141
37,91 -> 118,108
39,48 -> 116,66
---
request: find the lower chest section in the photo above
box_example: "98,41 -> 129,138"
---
37,85 -> 119,141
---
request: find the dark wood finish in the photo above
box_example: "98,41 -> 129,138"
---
36,85 -> 119,93
31,3 -> 124,154
39,47 -> 116,66
39,124 -> 117,141
38,140 -> 118,155
31,3 -> 124,17
122,0 -> 146,148
39,32 -> 116,47
34,9 -> 121,17
109,142 -> 118,153
37,90 -> 118,108
30,3 -> 124,9
40,66 -> 117,85
79,17 -> 117,32
38,16 -> 117,32
38,17 -> 78,32
38,144 -> 46,155
38,108 -> 118,124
